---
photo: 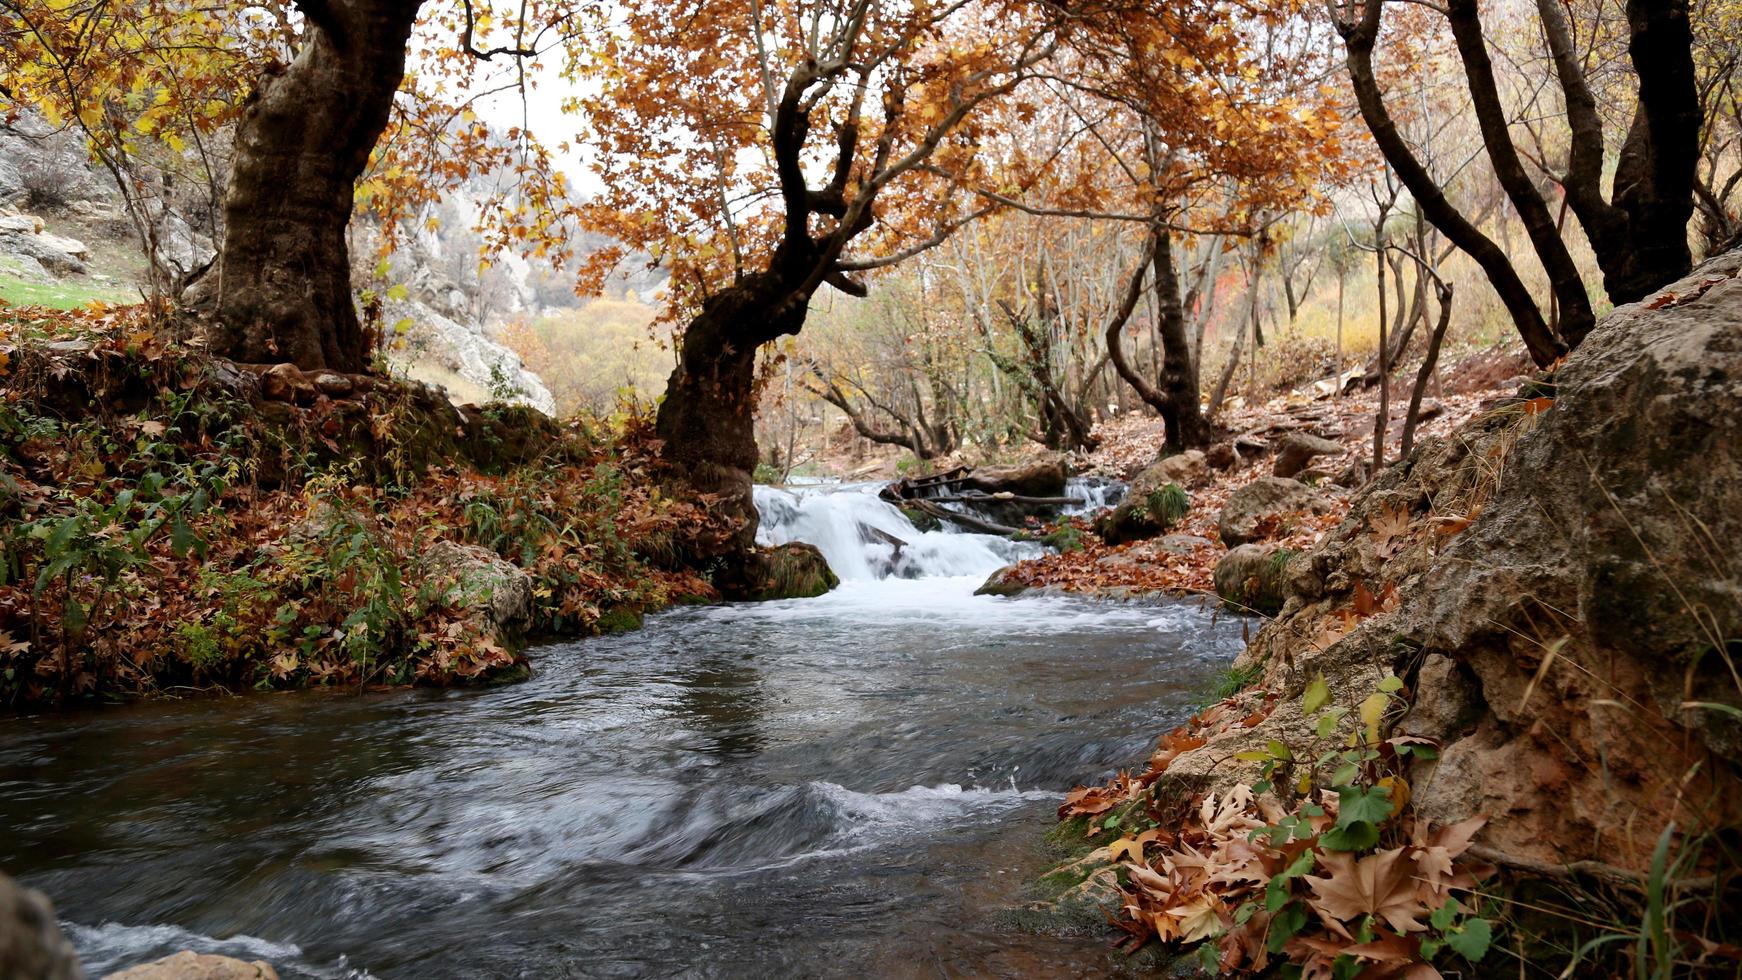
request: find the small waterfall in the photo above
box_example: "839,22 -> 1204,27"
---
754,483 -> 1038,581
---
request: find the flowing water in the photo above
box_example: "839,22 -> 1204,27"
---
0,482 -> 1241,979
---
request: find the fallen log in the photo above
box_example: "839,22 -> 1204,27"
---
925,493 -> 1084,507
906,498 -> 1022,536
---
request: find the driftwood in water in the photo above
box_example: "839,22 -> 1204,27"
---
925,493 -> 1084,507
904,498 -> 1022,536
861,523 -> 909,555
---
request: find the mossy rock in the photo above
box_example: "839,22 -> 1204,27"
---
900,505 -> 942,532
1040,524 -> 1084,553
1212,543 -> 1292,616
595,606 -> 645,635
739,542 -> 839,601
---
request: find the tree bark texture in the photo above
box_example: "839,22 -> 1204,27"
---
191,0 -> 424,372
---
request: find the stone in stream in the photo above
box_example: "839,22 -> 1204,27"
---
735,542 -> 839,601
0,871 -> 83,980
961,453 -> 1069,498
104,951 -> 278,980
420,540 -> 535,651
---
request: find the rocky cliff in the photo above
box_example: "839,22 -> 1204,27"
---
1158,250 -> 1742,875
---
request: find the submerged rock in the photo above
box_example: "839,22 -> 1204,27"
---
104,951 -> 278,980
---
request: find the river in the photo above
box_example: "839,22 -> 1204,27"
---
0,482 -> 1243,978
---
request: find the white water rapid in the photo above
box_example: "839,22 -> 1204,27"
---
753,482 -> 1037,582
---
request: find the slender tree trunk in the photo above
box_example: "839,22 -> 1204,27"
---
1446,0 -> 1595,343
189,0 -> 424,371
1335,269 -> 1344,398
1335,0 -> 1564,367
1403,282 -> 1454,457
1372,223 -> 1389,474
1107,229 -> 1211,450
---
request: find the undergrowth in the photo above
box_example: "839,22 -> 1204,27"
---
0,304 -> 723,708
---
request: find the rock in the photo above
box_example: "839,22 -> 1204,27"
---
104,951 -> 278,980
149,207 -> 215,279
737,542 -> 839,600
1215,476 -> 1327,547
259,363 -> 317,405
1151,533 -> 1216,557
1213,543 -> 1291,616
0,872 -> 83,980
1271,432 -> 1343,478
1142,250 -> 1742,875
1331,458 -> 1369,488
421,540 -> 534,651
962,454 -> 1069,497
384,298 -> 556,416
975,564 -> 1028,597
312,372 -> 355,398
1140,449 -> 1207,488
1204,442 -> 1237,470
1095,481 -> 1190,546
0,214 -> 90,276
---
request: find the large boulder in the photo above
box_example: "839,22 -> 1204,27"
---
421,540 -> 534,651
735,542 -> 839,601
1215,476 -> 1330,546
1140,250 -> 1742,874
1132,449 -> 1207,489
105,952 -> 278,980
0,872 -> 83,980
1271,432 -> 1343,478
0,214 -> 90,276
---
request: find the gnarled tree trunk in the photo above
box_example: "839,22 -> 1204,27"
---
657,272 -> 809,552
189,0 -> 424,371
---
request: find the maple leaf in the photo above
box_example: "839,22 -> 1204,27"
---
1370,503 -> 1410,559
1409,815 -> 1487,900
1304,848 -> 1429,935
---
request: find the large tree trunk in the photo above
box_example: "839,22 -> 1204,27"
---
1536,0 -> 1699,308
189,0 -> 424,372
657,273 -> 808,553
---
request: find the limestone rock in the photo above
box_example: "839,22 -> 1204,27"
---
1143,250 -> 1742,874
1204,442 -> 1237,470
1215,476 -> 1328,547
0,872 -> 84,980
1138,449 -> 1207,489
1271,432 -> 1343,479
104,951 -> 278,980
421,540 -> 534,651
0,214 -> 90,276
1213,543 -> 1290,616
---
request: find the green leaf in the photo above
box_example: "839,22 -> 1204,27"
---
1429,899 -> 1459,931
1445,917 -> 1493,962
1267,901 -> 1308,954
1267,739 -> 1293,761
1318,820 -> 1380,852
1316,713 -> 1340,738
1303,673 -> 1330,714
170,513 -> 196,558
1337,784 -> 1395,826
1377,674 -> 1404,693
